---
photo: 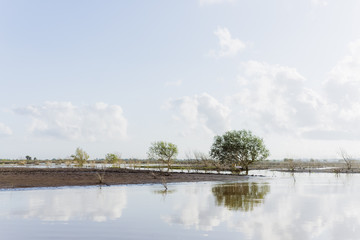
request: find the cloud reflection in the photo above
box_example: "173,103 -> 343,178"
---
161,185 -> 232,231
161,175 -> 360,240
3,174 -> 360,240
0,187 -> 127,222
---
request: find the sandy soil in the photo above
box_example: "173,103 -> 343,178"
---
0,167 -> 249,189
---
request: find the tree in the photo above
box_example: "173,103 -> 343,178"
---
148,141 -> 178,172
210,130 -> 269,175
71,147 -> 90,167
105,153 -> 121,164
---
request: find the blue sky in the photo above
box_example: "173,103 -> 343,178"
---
1,0 -> 360,159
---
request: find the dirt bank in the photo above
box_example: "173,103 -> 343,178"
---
0,167 -> 249,189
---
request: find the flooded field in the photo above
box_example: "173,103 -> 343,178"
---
1,171 -> 359,239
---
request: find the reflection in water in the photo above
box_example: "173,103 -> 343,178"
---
212,182 -> 270,211
3,172 -> 360,240
153,189 -> 176,201
0,187 -> 127,222
153,189 -> 176,195
161,184 -> 233,231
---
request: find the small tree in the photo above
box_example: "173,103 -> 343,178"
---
105,153 -> 121,165
210,130 -> 269,175
71,147 -> 89,167
148,141 -> 178,172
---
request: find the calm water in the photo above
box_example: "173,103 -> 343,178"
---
1,171 -> 359,240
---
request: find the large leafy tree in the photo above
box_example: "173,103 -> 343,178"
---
148,141 -> 178,172
210,130 -> 269,175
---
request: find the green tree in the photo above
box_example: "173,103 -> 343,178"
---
210,130 -> 269,175
71,147 -> 90,167
105,153 -> 121,164
148,141 -> 178,172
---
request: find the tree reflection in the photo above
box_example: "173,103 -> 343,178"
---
153,189 -> 176,201
212,182 -> 270,212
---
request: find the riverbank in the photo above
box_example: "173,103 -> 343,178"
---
0,167 -> 249,189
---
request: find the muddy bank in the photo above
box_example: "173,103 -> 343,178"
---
0,167 -> 249,189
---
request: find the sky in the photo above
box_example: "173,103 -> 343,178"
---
1,0 -> 360,160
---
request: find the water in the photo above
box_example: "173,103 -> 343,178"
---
1,171 -> 359,239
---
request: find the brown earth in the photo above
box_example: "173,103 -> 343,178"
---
0,167 -> 249,189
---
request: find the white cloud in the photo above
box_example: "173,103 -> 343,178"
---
199,0 -> 235,6
165,62 -> 325,139
325,39 -> 360,106
165,93 -> 230,135
14,102 -> 127,141
167,38 -> 360,143
0,122 -> 12,136
209,27 -> 246,57
300,39 -> 360,140
230,39 -> 360,141
228,61 -> 325,135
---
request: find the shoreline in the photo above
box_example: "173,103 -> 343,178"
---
1,166 -> 357,190
0,167 -> 249,189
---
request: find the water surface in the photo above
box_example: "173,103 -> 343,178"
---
1,171 -> 359,239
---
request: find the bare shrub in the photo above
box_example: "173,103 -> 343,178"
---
150,172 -> 158,179
284,158 -> 296,172
95,170 -> 107,185
65,160 -> 72,168
161,176 -> 168,190
333,168 -> 341,175
339,149 -> 353,170
193,151 -> 212,173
